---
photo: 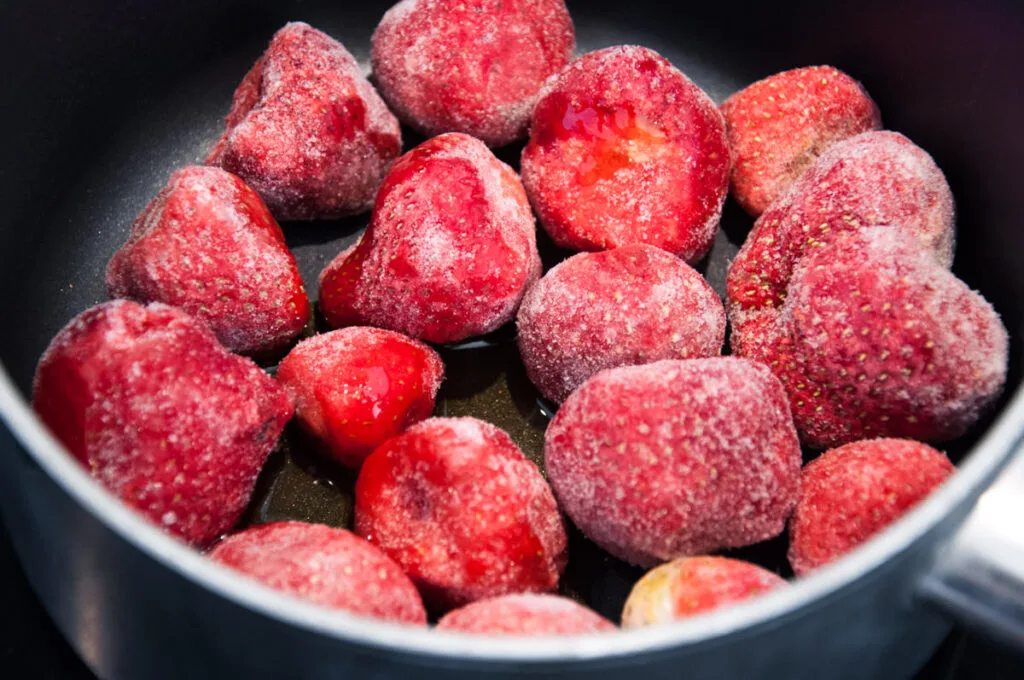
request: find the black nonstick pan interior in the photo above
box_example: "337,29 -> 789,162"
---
0,0 -> 1021,625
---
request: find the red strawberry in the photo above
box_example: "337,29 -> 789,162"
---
209,521 -> 427,623
207,22 -> 402,221
544,357 -> 802,568
521,46 -> 730,263
276,327 -> 445,469
32,301 -> 293,547
753,228 -> 1007,448
517,244 -> 725,404
788,439 -> 955,575
319,133 -> 541,344
106,166 -> 309,355
436,594 -> 615,635
728,131 -> 955,359
355,417 -> 567,613
622,556 -> 788,627
313,239 -> 369,330
372,0 -> 575,147
721,65 -> 881,216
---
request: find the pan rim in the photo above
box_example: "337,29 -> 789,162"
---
0,362 -> 1019,664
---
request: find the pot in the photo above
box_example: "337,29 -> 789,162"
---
0,0 -> 1022,678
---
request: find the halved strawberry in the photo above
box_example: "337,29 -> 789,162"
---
521,45 -> 730,264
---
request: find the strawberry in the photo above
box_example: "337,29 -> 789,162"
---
437,594 -> 615,635
319,133 -> 541,344
521,46 -> 731,263
517,244 -> 725,404
32,301 -> 293,547
372,0 -> 575,147
106,166 -> 309,355
544,357 -> 802,568
728,131 -> 955,359
721,65 -> 881,217
788,439 -> 955,575
622,556 -> 788,628
207,22 -> 402,221
209,521 -> 427,624
753,228 -> 1007,448
355,417 -> 567,613
276,327 -> 444,469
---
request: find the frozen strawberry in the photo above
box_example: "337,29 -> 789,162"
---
728,131 -> 955,359
521,46 -> 730,263
436,593 -> 615,635
752,228 -> 1007,448
106,166 -> 309,355
545,358 -> 801,568
319,133 -> 541,344
788,439 -> 955,575
276,328 -> 444,469
517,245 -> 725,403
355,417 -> 567,612
622,556 -> 787,628
371,0 -> 575,147
207,22 -> 402,221
209,521 -> 426,623
32,301 -> 292,547
721,66 -> 881,216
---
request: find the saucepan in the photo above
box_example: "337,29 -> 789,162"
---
0,0 -> 1022,677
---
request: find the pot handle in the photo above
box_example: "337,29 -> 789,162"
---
918,446 -> 1024,646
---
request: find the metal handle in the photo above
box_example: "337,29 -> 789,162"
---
919,446 -> 1024,647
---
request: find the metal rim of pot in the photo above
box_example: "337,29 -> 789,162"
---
3,360 -> 1023,662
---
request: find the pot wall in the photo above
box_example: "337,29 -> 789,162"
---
0,421 -> 975,679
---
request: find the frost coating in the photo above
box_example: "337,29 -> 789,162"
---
355,417 -> 567,612
788,439 -> 954,575
721,65 -> 881,217
32,301 -> 292,547
545,357 -> 801,567
319,133 -> 541,344
743,227 -> 1007,448
728,130 -> 956,359
372,0 -> 575,147
106,166 -> 309,354
207,22 -> 402,221
210,521 -> 427,623
517,244 -> 725,403
437,593 -> 615,635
